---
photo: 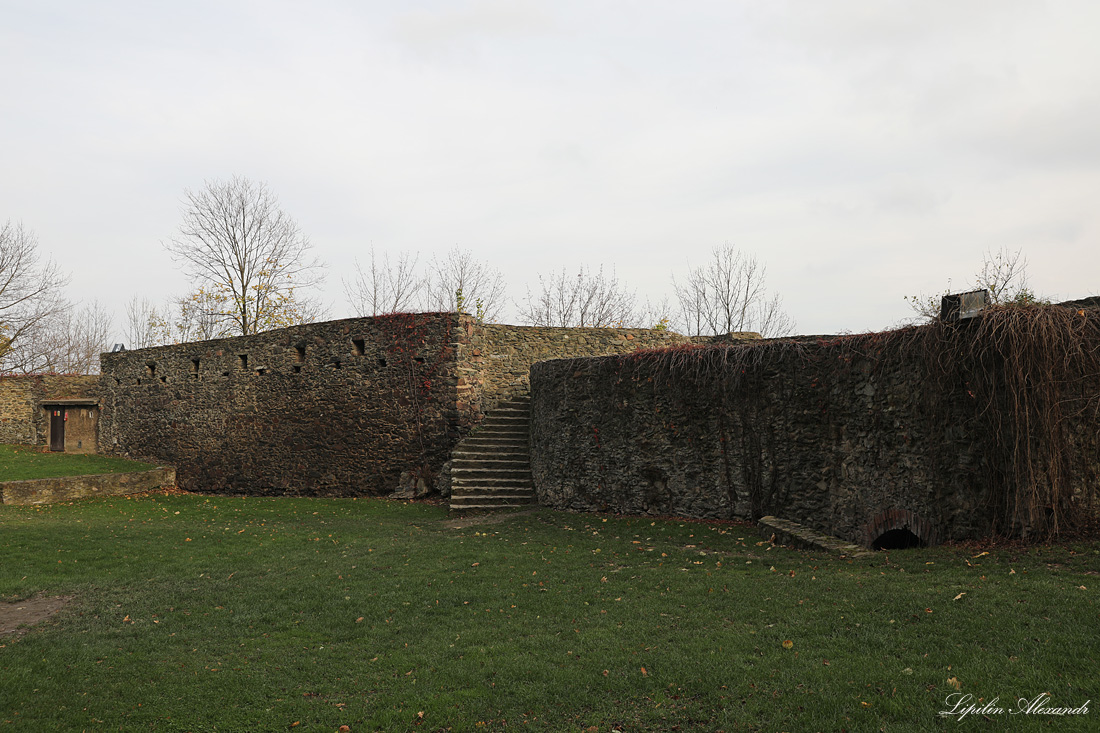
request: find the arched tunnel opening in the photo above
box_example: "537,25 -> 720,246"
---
871,527 -> 925,551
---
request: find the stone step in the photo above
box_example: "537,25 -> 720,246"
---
482,410 -> 528,418
452,481 -> 534,492
450,495 -> 537,507
451,451 -> 528,462
451,458 -> 530,470
451,468 -> 532,480
451,487 -> 537,497
449,393 -> 535,511
458,439 -> 528,450
446,499 -> 532,510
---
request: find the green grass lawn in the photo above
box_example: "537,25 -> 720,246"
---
0,444 -> 156,481
0,495 -> 1097,732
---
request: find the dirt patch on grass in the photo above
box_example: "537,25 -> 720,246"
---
444,508 -> 541,529
0,594 -> 72,636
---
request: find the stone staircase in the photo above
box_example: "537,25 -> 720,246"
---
448,393 -> 537,511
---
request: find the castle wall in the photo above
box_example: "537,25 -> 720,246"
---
0,375 -> 99,448
529,330 -> 1100,545
463,324 -> 691,412
99,313 -> 477,496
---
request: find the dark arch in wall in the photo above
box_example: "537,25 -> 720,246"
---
863,508 -> 939,550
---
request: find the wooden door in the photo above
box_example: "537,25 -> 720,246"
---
50,409 -> 65,451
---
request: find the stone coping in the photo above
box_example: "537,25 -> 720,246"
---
758,515 -> 875,558
0,466 -> 176,505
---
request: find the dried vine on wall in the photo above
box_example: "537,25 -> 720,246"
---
581,304 -> 1099,539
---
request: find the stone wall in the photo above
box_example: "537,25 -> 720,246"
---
529,334 -> 1100,545
100,313 -> 478,496
98,316 -> 695,496
462,325 -> 691,413
1,467 -> 176,505
0,375 -> 99,446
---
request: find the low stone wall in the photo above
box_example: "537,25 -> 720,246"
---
0,467 -> 176,505
464,324 -> 691,412
529,329 -> 1100,545
0,375 -> 99,446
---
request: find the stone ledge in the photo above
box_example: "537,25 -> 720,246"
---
0,467 -> 176,505
758,515 -> 875,558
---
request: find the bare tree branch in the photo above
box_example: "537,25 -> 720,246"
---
164,176 -> 324,336
673,243 -> 793,337
0,221 -> 70,373
519,265 -> 639,327
904,246 -> 1045,322
426,247 -> 506,323
344,245 -> 425,316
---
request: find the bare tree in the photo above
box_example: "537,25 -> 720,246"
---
0,221 -> 69,373
905,246 -> 1044,321
426,247 -> 507,323
4,300 -> 113,375
173,287 -> 235,343
673,243 -> 793,337
125,296 -> 174,349
344,245 -> 425,316
49,301 -> 114,374
519,265 -> 638,327
164,176 -> 324,336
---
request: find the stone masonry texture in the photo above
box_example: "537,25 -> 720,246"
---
529,337 -> 1100,546
0,375 -> 99,447
98,314 -> 686,497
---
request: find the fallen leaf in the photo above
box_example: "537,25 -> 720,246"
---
948,676 -> 961,690
641,667 -> 648,676
356,617 -> 364,623
953,592 -> 966,601
782,640 -> 794,649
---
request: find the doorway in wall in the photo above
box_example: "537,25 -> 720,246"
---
49,409 -> 65,451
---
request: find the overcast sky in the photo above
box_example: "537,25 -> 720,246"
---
3,0 -> 1098,339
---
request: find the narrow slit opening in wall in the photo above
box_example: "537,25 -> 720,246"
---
295,345 -> 306,362
190,358 -> 200,376
352,338 -> 365,356
871,528 -> 925,551
333,359 -> 342,369
239,354 -> 248,370
378,357 -> 387,367
255,368 -> 266,376
292,365 -> 302,374
145,361 -> 156,377
159,376 -> 166,383
414,356 -> 425,364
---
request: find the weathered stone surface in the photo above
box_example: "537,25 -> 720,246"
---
99,315 -> 688,497
758,516 -> 873,557
1,467 -> 175,505
0,375 -> 99,448
464,324 -> 690,412
527,340 -> 1082,546
100,314 -> 477,496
